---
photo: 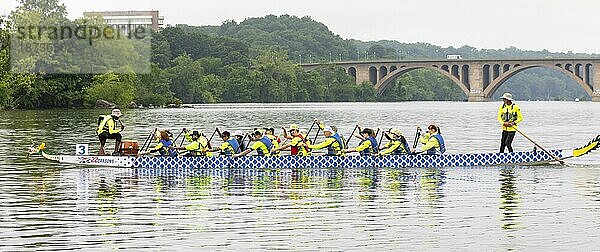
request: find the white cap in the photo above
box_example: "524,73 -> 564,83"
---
111,108 -> 122,117
233,130 -> 244,136
500,93 -> 514,101
323,126 -> 334,133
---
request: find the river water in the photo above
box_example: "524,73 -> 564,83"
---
1,102 -> 599,250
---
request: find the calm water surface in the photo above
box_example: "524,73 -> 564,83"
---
1,102 -> 599,251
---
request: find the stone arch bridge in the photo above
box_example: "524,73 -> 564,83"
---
301,59 -> 600,102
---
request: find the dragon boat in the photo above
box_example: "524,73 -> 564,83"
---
30,135 -> 599,169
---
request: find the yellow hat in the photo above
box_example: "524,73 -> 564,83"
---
390,128 -> 403,137
289,124 -> 299,131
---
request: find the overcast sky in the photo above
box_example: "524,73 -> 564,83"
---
2,0 -> 599,53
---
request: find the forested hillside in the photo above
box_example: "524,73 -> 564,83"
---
0,2 -> 593,110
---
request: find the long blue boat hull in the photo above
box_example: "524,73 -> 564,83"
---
132,150 -> 563,169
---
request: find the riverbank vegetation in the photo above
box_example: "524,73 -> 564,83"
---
0,0 -> 593,110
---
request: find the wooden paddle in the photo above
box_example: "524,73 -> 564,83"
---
139,128 -> 157,156
312,120 -> 322,143
513,127 -> 565,165
344,125 -> 359,147
305,120 -> 317,139
234,133 -> 248,153
412,127 -> 421,150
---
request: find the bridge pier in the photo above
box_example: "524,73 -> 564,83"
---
468,92 -> 489,102
593,65 -> 600,102
356,65 -> 370,84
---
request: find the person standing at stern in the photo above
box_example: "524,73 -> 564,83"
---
498,93 -> 523,153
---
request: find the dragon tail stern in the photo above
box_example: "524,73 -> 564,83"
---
573,135 -> 600,157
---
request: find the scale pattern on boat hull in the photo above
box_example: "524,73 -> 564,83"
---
132,150 -> 563,169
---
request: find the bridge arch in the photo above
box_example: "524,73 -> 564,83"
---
483,64 -> 594,99
379,66 -> 388,79
375,65 -> 470,96
347,67 -> 357,81
369,66 -> 378,84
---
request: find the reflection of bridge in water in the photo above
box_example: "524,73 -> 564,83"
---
301,59 -> 600,102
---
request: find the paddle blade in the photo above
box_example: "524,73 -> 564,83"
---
573,135 -> 600,157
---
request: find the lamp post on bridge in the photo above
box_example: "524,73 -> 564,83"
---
329,52 -> 332,63
357,51 -> 360,61
299,54 -> 302,64
339,53 -> 342,62
309,54 -> 312,63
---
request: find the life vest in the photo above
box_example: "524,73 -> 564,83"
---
236,138 -> 246,152
326,133 -> 344,156
257,136 -> 273,156
501,104 -> 519,123
267,135 -> 280,155
97,115 -> 114,135
393,138 -> 411,155
158,139 -> 178,157
290,134 -> 309,156
222,139 -> 240,156
186,140 -> 202,156
359,136 -> 378,156
427,134 -> 446,155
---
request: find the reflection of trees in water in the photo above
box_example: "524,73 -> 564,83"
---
357,169 -> 379,201
97,177 -> 122,224
418,168 -> 446,205
385,170 -> 412,203
499,168 -> 521,231
27,169 -> 61,205
99,168 -> 444,203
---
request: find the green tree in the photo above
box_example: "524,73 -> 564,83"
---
84,72 -> 135,107
136,64 -> 178,106
166,54 -> 206,103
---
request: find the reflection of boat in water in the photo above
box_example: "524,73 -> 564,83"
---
31,135 -> 599,169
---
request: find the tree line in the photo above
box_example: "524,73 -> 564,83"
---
0,1 -> 593,110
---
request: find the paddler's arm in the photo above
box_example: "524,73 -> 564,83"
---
182,141 -> 199,151
208,142 -> 226,152
140,142 -> 164,155
234,149 -> 251,157
420,137 -> 439,152
281,127 -> 293,140
307,138 -> 335,150
354,133 -> 365,141
419,133 -> 431,144
235,141 -> 262,157
514,105 -> 523,125
347,140 -> 370,153
272,143 -> 291,153
316,120 -> 325,130
380,141 -> 401,155
184,132 -> 193,142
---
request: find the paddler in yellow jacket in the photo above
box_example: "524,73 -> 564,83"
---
173,130 -> 211,157
303,126 -> 344,156
97,108 -> 125,155
234,129 -> 273,157
497,93 -> 523,153
378,129 -> 411,155
413,124 -> 446,155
